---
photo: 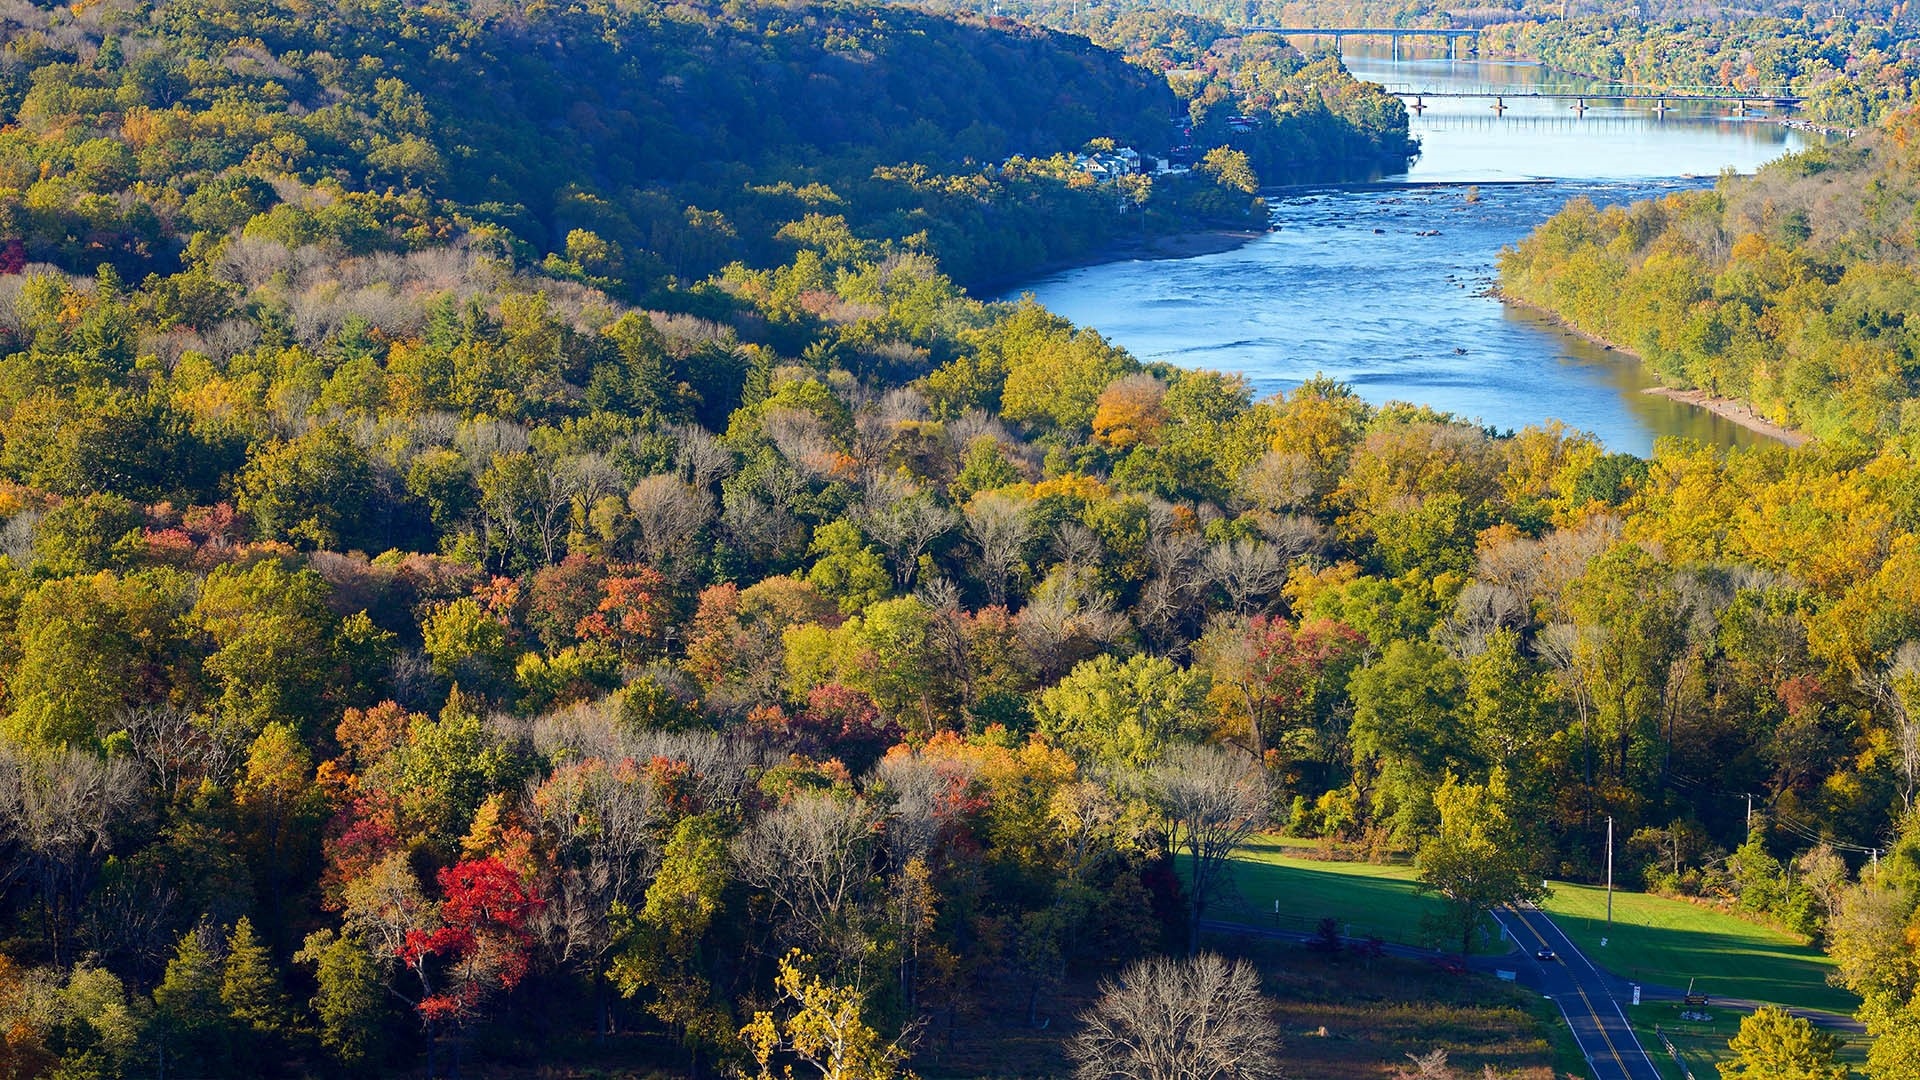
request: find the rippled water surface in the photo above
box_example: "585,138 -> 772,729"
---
1009,50 -> 1831,454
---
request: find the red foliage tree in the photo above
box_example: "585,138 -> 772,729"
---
524,552 -> 612,651
575,566 -> 669,661
398,857 -> 542,1028
789,683 -> 903,774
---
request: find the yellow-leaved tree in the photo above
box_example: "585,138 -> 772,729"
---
741,951 -> 914,1080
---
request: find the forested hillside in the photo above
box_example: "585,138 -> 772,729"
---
0,0 -> 1418,296
1481,16 -> 1920,128
1500,110 -> 1920,445
7,0 -> 1920,1075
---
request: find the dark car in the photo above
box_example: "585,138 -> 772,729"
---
1535,948 -> 1557,962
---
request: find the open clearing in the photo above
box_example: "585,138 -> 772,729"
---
1219,835 -> 1461,948
1220,835 -> 1854,1015
1539,880 -> 1855,1015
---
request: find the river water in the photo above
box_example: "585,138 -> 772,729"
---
1009,49 -> 1830,454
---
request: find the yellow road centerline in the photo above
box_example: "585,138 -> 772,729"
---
1505,906 -> 1633,1078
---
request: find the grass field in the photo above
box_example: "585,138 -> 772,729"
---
917,942 -> 1567,1080
1539,881 -> 1856,1016
1219,835 -> 1856,1016
1624,1001 -> 1870,1080
1219,835 -> 1497,951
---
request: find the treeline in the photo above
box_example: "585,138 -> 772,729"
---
1499,111 -> 1920,446
0,0 -> 1373,301
1481,15 -> 1920,128
954,0 -> 1913,32
927,3 -> 1419,180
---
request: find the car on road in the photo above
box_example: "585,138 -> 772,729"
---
1534,948 -> 1557,962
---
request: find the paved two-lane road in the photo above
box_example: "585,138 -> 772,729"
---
1493,904 -> 1665,1080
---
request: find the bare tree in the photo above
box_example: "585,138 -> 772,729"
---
670,423 -> 734,492
1051,520 -> 1104,574
0,748 -> 149,964
0,511 -> 37,566
1204,538 -> 1287,614
1239,449 -> 1317,513
722,458 -> 810,567
1864,641 -> 1920,812
1069,952 -> 1282,1080
1155,746 -> 1268,955
525,759 -> 665,1037
734,793 -> 878,958
570,452 -> 625,507
1017,568 -> 1130,682
1394,1049 -> 1457,1080
965,491 -> 1032,607
762,407 -> 840,478
865,485 -> 958,588
529,704 -> 764,814
112,705 -> 246,798
1137,522 -> 1209,653
627,472 -> 714,577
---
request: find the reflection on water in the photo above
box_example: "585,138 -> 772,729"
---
1006,51 -> 1830,454
1343,49 -> 1821,181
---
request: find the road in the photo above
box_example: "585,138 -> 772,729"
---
1493,904 -> 1665,1080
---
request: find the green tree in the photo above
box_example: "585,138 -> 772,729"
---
151,928 -> 232,1076
30,493 -> 144,576
1721,1006 -> 1848,1080
295,929 -> 392,1072
1037,653 -> 1210,768
192,559 -> 338,735
1415,770 -> 1545,959
222,918 -> 291,1056
1348,639 -> 1471,838
806,520 -> 891,615
235,426 -> 381,550
9,568 -> 191,749
613,814 -> 734,1065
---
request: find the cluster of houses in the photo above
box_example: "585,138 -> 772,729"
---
1070,146 -> 1189,179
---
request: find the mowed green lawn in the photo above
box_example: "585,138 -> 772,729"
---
1218,836 -> 1856,1015
1218,835 -> 1455,948
1540,880 -> 1856,1016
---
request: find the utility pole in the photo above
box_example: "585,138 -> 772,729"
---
1746,792 -> 1753,832
1605,815 -> 1614,936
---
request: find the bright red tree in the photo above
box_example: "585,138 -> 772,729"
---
398,857 -> 542,1028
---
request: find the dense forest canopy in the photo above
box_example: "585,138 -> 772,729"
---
5,0 -> 1920,1075
0,0 -> 1414,295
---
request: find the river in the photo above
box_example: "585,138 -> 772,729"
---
1007,49 -> 1831,455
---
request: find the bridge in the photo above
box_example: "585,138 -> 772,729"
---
1384,85 -> 1804,114
1244,25 -> 1481,59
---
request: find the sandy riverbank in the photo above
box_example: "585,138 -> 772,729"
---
1498,293 -> 1812,447
1641,386 -> 1810,447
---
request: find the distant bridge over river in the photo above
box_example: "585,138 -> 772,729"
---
1379,83 -> 1804,114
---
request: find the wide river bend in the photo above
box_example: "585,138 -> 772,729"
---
1008,50 -> 1831,455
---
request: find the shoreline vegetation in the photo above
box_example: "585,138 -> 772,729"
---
1497,293 -> 1812,447
973,226 -> 1268,294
